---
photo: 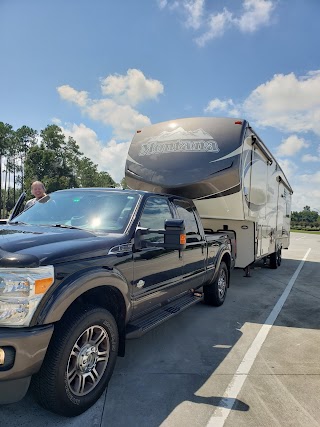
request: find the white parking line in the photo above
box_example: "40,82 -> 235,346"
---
206,248 -> 311,427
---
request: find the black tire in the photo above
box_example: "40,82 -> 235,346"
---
270,248 -> 281,269
277,248 -> 282,266
32,305 -> 119,417
203,261 -> 228,307
269,251 -> 277,269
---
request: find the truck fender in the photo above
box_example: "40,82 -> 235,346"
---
34,268 -> 132,326
210,249 -> 232,286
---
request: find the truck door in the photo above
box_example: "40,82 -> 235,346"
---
132,196 -> 184,313
173,199 -> 206,292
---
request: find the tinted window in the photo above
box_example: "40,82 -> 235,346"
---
174,199 -> 201,242
139,197 -> 173,243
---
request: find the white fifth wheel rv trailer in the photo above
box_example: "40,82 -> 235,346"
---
125,117 -> 293,271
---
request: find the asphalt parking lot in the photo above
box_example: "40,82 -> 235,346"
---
1,232 -> 319,427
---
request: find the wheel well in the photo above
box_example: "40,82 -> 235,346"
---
58,286 -> 127,356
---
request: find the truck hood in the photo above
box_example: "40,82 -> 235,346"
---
0,225 -> 126,267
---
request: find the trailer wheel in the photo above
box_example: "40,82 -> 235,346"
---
203,261 -> 228,307
32,305 -> 119,417
277,248 -> 282,266
270,248 -> 281,269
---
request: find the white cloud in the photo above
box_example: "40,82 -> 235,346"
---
300,171 -> 320,184
195,8 -> 233,46
57,85 -> 88,107
302,154 -> 320,162
277,158 -> 298,183
62,123 -> 130,183
275,159 -> 319,211
158,0 -> 276,46
291,186 -> 320,212
209,70 -> 320,137
57,69 -> 164,180
235,0 -> 275,33
243,71 -> 320,135
84,99 -> 151,140
302,144 -> 320,162
292,171 -> 320,211
276,135 -> 309,157
57,69 -> 163,140
100,69 -> 164,106
185,0 -> 205,29
204,97 -> 240,116
51,117 -> 62,125
157,0 -> 168,9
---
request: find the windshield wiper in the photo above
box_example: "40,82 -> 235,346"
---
8,221 -> 28,225
49,223 -> 83,230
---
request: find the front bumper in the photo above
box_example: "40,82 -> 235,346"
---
0,324 -> 54,404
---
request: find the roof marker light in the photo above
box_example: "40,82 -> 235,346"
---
234,121 -> 242,125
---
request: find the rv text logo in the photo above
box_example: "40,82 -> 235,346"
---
137,127 -> 220,156
139,140 -> 219,156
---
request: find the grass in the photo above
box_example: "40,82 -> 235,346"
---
291,229 -> 320,235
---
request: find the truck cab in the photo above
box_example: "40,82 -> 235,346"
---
0,188 -> 232,416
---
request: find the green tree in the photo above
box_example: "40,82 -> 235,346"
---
95,171 -> 117,188
120,177 -> 128,189
15,125 -> 38,192
0,122 -> 14,217
77,157 -> 98,187
77,157 -> 116,188
291,208 -> 319,229
24,124 -> 117,195
0,122 -> 118,215
24,125 -> 83,194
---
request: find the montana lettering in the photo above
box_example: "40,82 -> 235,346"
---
139,139 -> 219,156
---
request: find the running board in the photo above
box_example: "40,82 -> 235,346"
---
126,292 -> 203,339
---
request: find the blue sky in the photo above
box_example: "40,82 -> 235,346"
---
1,0 -> 320,211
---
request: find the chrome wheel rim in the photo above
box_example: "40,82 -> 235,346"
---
218,269 -> 227,299
66,325 -> 110,396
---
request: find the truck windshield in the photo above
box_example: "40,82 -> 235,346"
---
10,190 -> 140,233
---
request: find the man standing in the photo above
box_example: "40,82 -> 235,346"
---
25,181 -> 47,210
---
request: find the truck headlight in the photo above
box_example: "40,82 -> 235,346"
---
0,266 -> 54,327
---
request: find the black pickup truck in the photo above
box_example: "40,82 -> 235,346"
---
0,188 -> 234,416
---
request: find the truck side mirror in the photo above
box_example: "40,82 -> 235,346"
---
134,219 -> 186,251
164,219 -> 186,250
134,227 -> 149,250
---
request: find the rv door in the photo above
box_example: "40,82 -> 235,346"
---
245,137 -> 271,257
276,180 -> 291,248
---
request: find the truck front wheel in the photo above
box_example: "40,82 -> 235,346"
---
203,261 -> 228,307
32,305 -> 119,417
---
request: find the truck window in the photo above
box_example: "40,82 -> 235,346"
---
173,199 -> 201,243
139,197 -> 173,243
